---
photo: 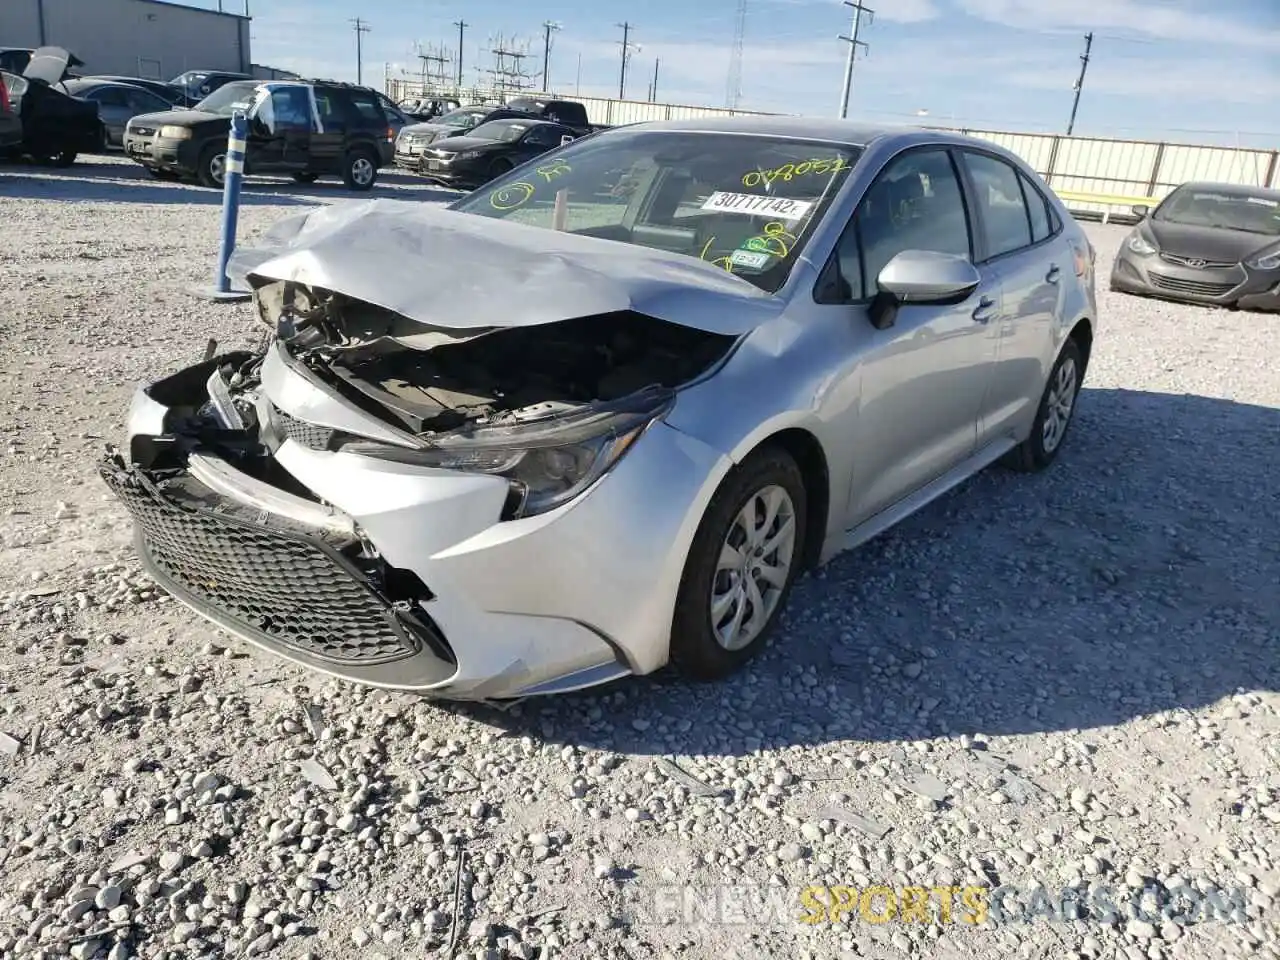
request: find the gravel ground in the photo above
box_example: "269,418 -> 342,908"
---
1,153 -> 1277,960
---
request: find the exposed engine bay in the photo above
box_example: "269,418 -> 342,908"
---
256,281 -> 738,436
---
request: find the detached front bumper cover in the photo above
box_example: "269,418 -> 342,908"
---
98,451 -> 457,688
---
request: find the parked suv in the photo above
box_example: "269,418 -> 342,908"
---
169,69 -> 253,106
123,79 -> 398,190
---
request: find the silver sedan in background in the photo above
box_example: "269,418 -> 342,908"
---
101,118 -> 1098,699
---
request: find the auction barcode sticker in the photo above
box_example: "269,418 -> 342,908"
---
700,192 -> 814,221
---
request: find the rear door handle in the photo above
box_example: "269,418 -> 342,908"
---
972,296 -> 997,324
1046,264 -> 1061,284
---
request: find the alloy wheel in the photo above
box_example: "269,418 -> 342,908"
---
1042,355 -> 1078,454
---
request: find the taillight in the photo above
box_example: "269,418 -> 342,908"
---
0,76 -> 9,113
386,125 -> 394,142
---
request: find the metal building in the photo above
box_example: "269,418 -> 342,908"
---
0,0 -> 251,79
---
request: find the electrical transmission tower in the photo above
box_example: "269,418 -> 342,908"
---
726,0 -> 747,109
415,43 -> 451,93
486,34 -> 535,96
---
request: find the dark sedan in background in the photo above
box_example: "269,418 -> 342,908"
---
416,117 -> 578,189
1111,182 -> 1280,311
61,78 -> 176,147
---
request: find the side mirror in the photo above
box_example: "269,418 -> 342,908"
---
1131,203 -> 1150,218
870,250 -> 982,330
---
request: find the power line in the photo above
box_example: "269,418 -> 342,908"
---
837,1 -> 872,119
350,17 -> 371,86
616,22 -> 638,100
726,0 -> 747,109
453,20 -> 469,91
541,21 -> 561,92
1067,31 -> 1093,136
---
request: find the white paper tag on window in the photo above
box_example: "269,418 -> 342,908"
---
729,249 -> 772,269
700,191 -> 813,221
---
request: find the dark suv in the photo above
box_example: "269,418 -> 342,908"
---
122,79 -> 399,190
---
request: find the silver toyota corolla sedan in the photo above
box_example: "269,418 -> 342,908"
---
100,117 -> 1098,700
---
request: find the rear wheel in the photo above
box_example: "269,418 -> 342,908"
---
670,447 -> 808,680
196,144 -> 226,189
342,149 -> 377,191
1003,338 -> 1084,472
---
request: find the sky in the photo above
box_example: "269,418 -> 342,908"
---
201,0 -> 1278,148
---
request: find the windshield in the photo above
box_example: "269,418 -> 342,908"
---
171,70 -> 208,87
1155,187 -> 1280,236
193,80 -> 260,116
450,129 -> 861,294
469,119 -> 532,142
439,108 -> 486,128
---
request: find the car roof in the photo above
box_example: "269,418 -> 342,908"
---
615,115 -> 986,149
1174,181 -> 1280,201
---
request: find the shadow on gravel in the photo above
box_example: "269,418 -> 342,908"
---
0,156 -> 461,207
463,387 -> 1280,756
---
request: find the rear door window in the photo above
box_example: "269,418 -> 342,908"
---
344,89 -> 385,127
960,151 -> 1034,259
1018,170 -> 1053,244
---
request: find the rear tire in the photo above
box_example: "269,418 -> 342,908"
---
196,144 -> 226,189
342,149 -> 377,191
670,447 -> 808,681
1003,338 -> 1084,472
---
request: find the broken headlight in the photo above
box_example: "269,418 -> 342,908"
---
340,387 -> 673,519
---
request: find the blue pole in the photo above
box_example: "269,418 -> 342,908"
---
213,110 -> 249,295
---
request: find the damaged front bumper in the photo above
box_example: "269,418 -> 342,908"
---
103,343 -> 730,700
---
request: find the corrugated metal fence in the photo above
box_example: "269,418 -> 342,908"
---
385,81 -> 1280,209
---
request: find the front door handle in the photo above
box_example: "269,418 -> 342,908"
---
972,296 -> 997,324
1046,264 -> 1061,284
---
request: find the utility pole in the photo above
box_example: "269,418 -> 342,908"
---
1067,32 -> 1093,136
575,53 -> 582,95
350,18 -> 370,86
616,22 -> 635,99
726,0 -> 747,109
837,1 -> 872,119
453,20 -> 468,92
649,58 -> 659,102
541,21 -> 561,93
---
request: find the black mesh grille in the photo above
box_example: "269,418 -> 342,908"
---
1148,272 -> 1237,297
273,408 -> 337,450
99,460 -> 426,666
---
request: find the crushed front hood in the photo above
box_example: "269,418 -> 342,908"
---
229,199 -> 782,341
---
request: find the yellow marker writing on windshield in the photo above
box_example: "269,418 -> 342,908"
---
489,181 -> 535,211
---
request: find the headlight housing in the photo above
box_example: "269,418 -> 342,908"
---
454,150 -> 482,160
158,125 -> 192,140
339,387 -> 673,519
1246,250 -> 1280,270
1126,232 -> 1157,256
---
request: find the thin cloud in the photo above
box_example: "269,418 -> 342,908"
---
957,0 -> 1280,51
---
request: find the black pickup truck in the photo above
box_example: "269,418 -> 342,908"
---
394,96 -> 610,169
502,96 -> 611,137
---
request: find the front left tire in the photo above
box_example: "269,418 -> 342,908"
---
670,446 -> 808,681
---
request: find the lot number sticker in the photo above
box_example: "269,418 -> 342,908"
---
701,191 -> 814,221
729,249 -> 773,269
